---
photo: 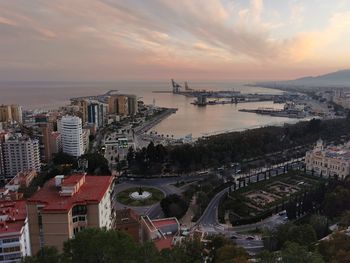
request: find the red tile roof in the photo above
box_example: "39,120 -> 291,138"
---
152,218 -> 178,228
154,236 -> 174,251
28,175 -> 113,212
61,174 -> 84,187
0,200 -> 27,235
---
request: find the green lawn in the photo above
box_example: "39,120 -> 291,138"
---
116,187 -> 165,206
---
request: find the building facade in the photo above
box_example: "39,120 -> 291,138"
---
0,105 -> 22,124
57,116 -> 83,157
305,139 -> 350,179
0,200 -> 31,262
27,174 -> 114,254
2,134 -> 41,179
108,95 -> 129,116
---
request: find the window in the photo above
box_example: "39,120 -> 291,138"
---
72,205 -> 87,216
3,246 -> 20,253
2,238 -> 19,244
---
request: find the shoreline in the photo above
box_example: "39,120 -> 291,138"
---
134,108 -> 177,135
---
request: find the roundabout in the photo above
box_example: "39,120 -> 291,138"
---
116,186 -> 165,206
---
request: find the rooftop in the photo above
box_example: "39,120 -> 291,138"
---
0,200 -> 27,236
152,218 -> 178,229
28,174 -> 113,212
115,208 -> 139,225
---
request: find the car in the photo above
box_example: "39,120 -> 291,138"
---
230,235 -> 238,240
246,236 -> 255,240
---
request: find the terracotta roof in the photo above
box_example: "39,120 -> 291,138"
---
152,218 -> 178,228
0,200 -> 27,235
115,208 -> 139,225
154,236 -> 174,251
61,174 -> 84,187
28,175 -> 113,212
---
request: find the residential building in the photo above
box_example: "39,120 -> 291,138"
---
114,208 -> 140,242
82,129 -> 90,153
57,116 -> 83,157
305,139 -> 350,179
0,200 -> 31,262
2,134 -> 41,179
37,122 -> 54,162
127,95 -> 138,116
49,132 -> 61,156
70,99 -> 89,124
87,102 -> 107,128
333,89 -> 350,109
27,174 -> 115,253
0,105 -> 22,124
108,95 -> 128,116
5,170 -> 37,192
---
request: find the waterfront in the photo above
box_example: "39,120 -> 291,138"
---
0,81 -> 304,138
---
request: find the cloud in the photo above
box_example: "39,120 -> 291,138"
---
0,0 -> 350,80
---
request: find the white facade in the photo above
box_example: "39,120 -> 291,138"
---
58,116 -> 83,157
0,219 -> 31,263
98,182 -> 113,229
2,134 -> 41,178
305,139 -> 350,180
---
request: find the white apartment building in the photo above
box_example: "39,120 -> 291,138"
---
2,134 -> 41,179
0,200 -> 31,263
58,116 -> 84,157
305,139 -> 350,179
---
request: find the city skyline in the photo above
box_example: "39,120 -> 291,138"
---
1,0 -> 350,81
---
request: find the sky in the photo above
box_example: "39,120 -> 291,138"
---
1,0 -> 350,81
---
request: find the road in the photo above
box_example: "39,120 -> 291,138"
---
114,176 -> 205,219
195,160 -> 304,254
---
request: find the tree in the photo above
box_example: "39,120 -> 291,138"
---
319,232 -> 350,263
63,228 -> 141,263
214,244 -> 249,263
309,215 -> 329,239
79,153 -> 111,175
280,242 -> 324,263
24,247 -> 61,263
160,194 -> 189,219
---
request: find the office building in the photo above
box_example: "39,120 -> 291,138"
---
0,200 -> 32,262
27,174 -> 114,253
2,134 -> 41,179
57,116 -> 83,157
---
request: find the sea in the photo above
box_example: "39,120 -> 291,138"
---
0,81 -> 304,138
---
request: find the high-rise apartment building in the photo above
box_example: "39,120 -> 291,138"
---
108,95 -> 129,116
27,174 -> 114,254
57,116 -> 83,157
127,95 -> 138,116
87,102 -> 107,127
70,99 -> 88,124
2,134 -> 41,179
0,105 -> 22,124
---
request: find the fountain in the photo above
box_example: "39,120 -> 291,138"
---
129,186 -> 152,200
